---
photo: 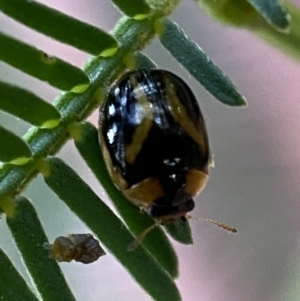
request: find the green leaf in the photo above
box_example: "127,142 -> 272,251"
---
246,0 -> 291,32
0,249 -> 40,301
196,1 -> 300,62
42,156 -> 181,301
6,196 -> 76,301
196,0 -> 263,28
0,81 -> 61,128
159,19 -> 247,107
164,220 -> 193,245
72,121 -> 178,278
0,0 -> 118,56
255,2 -> 300,61
134,52 -> 157,69
0,126 -> 32,165
0,31 -> 90,91
111,0 -> 150,19
197,0 -> 290,32
0,16 -> 157,202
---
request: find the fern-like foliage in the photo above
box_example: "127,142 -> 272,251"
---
0,0 -> 297,300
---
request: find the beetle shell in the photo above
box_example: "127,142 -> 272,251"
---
99,69 -> 210,221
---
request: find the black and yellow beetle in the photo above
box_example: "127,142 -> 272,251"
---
99,69 -> 236,245
99,68 -> 210,221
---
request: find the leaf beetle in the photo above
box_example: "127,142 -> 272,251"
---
99,69 -> 236,245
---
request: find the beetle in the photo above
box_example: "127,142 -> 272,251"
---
99,68 -> 210,221
99,69 -> 236,248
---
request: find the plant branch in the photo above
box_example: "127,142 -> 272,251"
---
0,2 -> 181,208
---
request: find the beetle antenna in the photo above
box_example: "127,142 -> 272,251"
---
128,221 -> 161,251
185,214 -> 238,233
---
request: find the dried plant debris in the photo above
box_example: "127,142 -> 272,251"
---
44,234 -> 106,264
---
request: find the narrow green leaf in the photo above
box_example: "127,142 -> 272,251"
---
0,248 -> 39,301
255,2 -> 300,61
196,0 -> 263,28
6,196 -> 76,301
196,0 -> 290,32
111,0 -> 150,19
0,81 -> 61,128
134,52 -> 157,69
246,0 -> 291,32
0,16 -> 157,202
72,121 -> 178,278
0,31 -> 89,91
164,220 -> 193,245
43,156 -> 181,301
0,0 -> 118,56
159,19 -> 247,106
0,126 -> 32,165
196,1 -> 300,62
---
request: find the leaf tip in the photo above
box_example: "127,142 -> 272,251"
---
236,95 -> 248,107
276,13 -> 292,33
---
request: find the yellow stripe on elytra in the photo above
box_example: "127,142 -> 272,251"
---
125,78 -> 154,165
164,77 -> 207,152
124,177 -> 165,207
99,131 -> 129,191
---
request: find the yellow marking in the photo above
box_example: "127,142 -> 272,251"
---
124,177 -> 165,208
164,77 -> 208,152
185,169 -> 209,198
10,157 -> 31,165
99,131 -> 128,191
125,117 -> 153,164
125,78 -> 154,165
